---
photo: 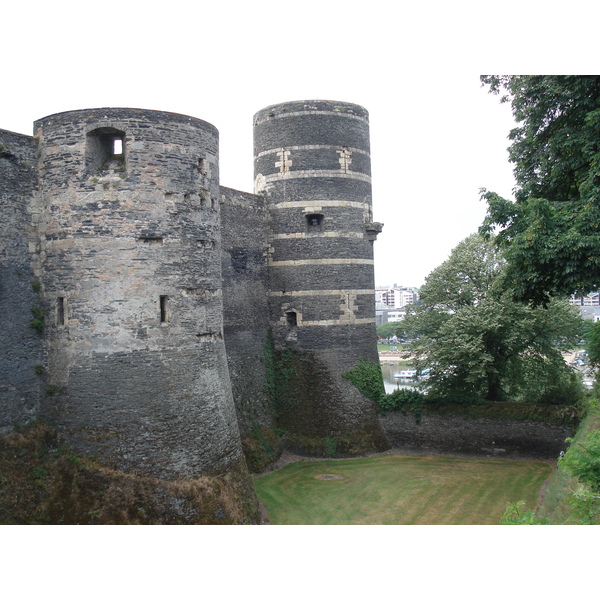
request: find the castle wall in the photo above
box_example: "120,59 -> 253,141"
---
219,186 -> 272,436
0,129 -> 43,433
253,101 -> 388,448
379,412 -> 574,459
1,99 -> 389,480
33,109 -> 244,478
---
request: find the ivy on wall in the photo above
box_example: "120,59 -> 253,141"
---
342,358 -> 385,404
262,332 -> 297,413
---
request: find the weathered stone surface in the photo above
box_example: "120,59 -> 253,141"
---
1,100 -> 388,484
0,129 -> 43,434
253,101 -> 387,448
32,109 -> 242,478
220,186 -> 272,436
379,411 -> 574,458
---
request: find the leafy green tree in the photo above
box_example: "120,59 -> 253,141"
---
479,75 -> 600,305
376,321 -> 404,339
586,320 -> 600,368
561,429 -> 600,492
403,234 -> 583,403
560,430 -> 600,523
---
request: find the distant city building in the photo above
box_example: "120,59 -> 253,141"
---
570,292 -> 600,306
569,292 -> 600,321
579,306 -> 600,322
375,285 -> 419,326
376,308 -> 406,326
375,284 -> 419,310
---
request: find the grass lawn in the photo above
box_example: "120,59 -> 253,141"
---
377,344 -> 408,352
253,454 -> 552,525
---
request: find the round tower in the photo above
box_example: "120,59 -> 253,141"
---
34,108 -> 244,479
253,100 -> 388,452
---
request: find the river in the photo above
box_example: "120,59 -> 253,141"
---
381,362 -> 419,394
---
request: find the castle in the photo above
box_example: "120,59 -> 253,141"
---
0,100 -> 388,489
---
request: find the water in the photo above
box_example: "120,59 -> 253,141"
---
381,362 -> 419,394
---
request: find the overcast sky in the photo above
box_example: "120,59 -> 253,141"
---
6,2 -> 594,290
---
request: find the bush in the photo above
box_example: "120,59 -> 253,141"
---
560,429 -> 600,492
241,426 -> 282,473
342,359 -> 385,403
30,307 -> 45,333
378,388 -> 427,423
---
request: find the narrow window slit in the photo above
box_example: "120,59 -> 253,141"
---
160,296 -> 168,323
57,297 -> 65,326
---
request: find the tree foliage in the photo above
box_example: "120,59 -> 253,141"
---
585,320 -> 600,369
402,234 -> 583,404
479,75 -> 600,305
560,430 -> 600,493
376,321 -> 404,339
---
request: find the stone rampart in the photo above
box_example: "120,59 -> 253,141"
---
0,129 -> 43,433
379,411 -> 574,458
220,185 -> 272,436
1,100 -> 388,484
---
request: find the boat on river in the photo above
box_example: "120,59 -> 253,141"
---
394,370 -> 417,379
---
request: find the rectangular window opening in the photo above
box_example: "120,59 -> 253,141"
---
113,138 -> 123,155
306,213 -> 324,231
160,295 -> 168,323
57,297 -> 65,326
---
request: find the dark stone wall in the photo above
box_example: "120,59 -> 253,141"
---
253,100 -> 370,151
220,186 -> 272,436
0,129 -> 43,433
1,100 -> 389,480
253,100 -> 387,447
379,412 -> 574,459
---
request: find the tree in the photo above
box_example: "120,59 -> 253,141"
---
479,75 -> 600,305
586,320 -> 600,369
376,321 -> 403,339
560,429 -> 600,493
403,234 -> 583,404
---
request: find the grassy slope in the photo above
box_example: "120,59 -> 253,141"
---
254,454 -> 551,525
0,422 -> 260,524
535,397 -> 600,524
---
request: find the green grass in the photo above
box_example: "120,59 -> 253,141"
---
253,454 -> 552,525
377,344 -> 408,352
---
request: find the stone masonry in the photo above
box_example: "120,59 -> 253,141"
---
254,101 -> 387,445
0,101 -> 388,479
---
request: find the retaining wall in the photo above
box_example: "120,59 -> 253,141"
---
379,411 -> 575,458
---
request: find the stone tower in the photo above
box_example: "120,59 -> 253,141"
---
253,100 -> 388,452
34,108 -> 244,478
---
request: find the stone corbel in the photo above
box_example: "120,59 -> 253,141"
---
365,222 -> 384,242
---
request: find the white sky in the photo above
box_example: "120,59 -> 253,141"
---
5,2 -> 595,290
